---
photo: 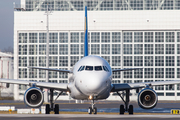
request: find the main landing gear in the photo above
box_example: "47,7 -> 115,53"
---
88,99 -> 97,114
117,89 -> 133,115
45,89 -> 63,114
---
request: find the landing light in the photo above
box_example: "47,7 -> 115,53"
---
89,95 -> 93,100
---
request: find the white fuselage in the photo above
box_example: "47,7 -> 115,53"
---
68,55 -> 112,100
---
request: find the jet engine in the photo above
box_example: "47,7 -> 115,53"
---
138,88 -> 158,109
24,87 -> 44,108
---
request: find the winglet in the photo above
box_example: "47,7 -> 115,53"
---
84,6 -> 88,57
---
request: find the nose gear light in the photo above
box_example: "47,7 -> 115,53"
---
89,95 -> 93,100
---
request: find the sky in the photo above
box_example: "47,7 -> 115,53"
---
0,0 -> 20,52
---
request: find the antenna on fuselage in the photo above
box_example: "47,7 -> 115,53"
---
84,6 -> 88,57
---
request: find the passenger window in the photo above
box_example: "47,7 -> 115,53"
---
95,66 -> 102,71
85,66 -> 93,71
103,66 -> 109,72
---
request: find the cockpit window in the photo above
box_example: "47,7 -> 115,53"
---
95,66 -> 102,71
78,66 -> 83,71
85,66 -> 93,71
103,66 -> 109,72
78,66 -> 109,72
78,66 -> 85,71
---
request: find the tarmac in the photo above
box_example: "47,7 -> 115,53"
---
1,114 -> 180,120
1,100 -> 180,120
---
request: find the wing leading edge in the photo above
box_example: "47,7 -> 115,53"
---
0,78 -> 68,91
112,68 -> 142,72
28,66 -> 72,73
111,80 -> 180,92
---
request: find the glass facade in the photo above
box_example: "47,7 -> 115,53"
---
21,0 -> 180,11
17,30 -> 180,97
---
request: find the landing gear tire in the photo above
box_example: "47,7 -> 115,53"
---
88,107 -> 93,114
46,104 -> 50,114
117,90 -> 134,115
54,104 -> 59,114
93,107 -> 97,114
128,105 -> 133,115
120,105 -> 124,115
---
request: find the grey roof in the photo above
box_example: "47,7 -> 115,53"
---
0,52 -> 13,58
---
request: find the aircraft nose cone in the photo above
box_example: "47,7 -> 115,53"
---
87,79 -> 101,91
86,76 -> 106,92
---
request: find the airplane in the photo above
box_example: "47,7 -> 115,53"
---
1,6 -> 180,115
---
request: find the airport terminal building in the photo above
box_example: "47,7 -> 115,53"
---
14,0 -> 180,101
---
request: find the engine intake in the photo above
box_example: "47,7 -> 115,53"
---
138,88 -> 158,109
24,87 -> 44,108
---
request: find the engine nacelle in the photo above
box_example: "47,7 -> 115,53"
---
24,87 -> 44,108
138,88 -> 158,109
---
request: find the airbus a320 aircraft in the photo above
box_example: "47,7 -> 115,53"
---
1,6 -> 180,115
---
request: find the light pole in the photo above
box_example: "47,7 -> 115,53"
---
44,4 -> 51,103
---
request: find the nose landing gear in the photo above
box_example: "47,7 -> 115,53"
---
88,99 -> 97,114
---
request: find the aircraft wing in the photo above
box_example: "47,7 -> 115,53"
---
0,78 -> 68,91
112,68 -> 142,72
28,66 -> 72,73
111,80 -> 180,92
